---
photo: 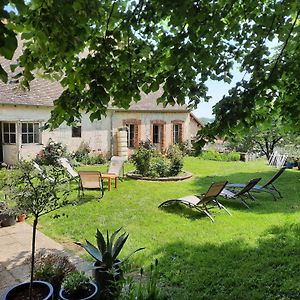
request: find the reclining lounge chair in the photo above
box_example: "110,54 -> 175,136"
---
220,178 -> 261,208
158,181 -> 230,222
226,167 -> 286,200
58,158 -> 79,181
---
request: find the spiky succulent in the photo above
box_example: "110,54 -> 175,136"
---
77,228 -> 144,270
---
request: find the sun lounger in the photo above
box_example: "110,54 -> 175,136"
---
158,181 -> 230,222
220,178 -> 261,208
226,167 -> 286,200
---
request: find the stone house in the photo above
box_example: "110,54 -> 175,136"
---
0,55 -> 203,165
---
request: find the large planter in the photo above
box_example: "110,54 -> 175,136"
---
1,214 -> 16,227
59,281 -> 98,300
3,280 -> 54,300
93,262 -> 123,299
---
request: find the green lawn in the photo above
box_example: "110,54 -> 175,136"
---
37,158 -> 300,299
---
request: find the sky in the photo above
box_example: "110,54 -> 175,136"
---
193,68 -> 245,120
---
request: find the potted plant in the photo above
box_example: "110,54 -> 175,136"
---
77,228 -> 144,299
3,161 -> 70,300
33,252 -> 76,299
59,271 -> 98,300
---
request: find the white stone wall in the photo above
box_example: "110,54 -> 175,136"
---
0,104 -> 192,164
189,115 -> 203,141
0,105 -> 112,164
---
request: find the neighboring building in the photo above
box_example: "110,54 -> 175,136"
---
0,49 -> 203,165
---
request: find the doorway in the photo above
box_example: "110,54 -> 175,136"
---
152,124 -> 163,150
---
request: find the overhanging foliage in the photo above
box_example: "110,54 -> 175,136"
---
0,0 -> 299,134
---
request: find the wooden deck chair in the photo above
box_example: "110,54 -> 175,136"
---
226,167 -> 286,200
220,178 -> 261,208
158,181 -> 230,222
58,158 -> 79,180
78,171 -> 104,199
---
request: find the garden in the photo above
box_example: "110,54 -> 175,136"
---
1,144 -> 300,299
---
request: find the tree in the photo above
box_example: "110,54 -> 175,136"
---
5,161 -> 69,299
226,123 -> 295,160
1,1 -> 300,133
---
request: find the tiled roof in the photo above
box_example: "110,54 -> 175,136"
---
112,89 -> 188,112
0,41 -> 63,107
0,42 -> 187,112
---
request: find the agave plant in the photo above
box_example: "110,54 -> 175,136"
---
77,228 -> 144,270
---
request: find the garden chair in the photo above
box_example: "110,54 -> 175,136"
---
33,162 -> 68,183
158,181 -> 231,222
58,157 -> 79,180
101,156 -> 127,191
78,171 -> 104,199
226,167 -> 286,200
33,162 -> 57,183
220,178 -> 262,208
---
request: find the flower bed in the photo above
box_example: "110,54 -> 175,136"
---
126,171 -> 192,181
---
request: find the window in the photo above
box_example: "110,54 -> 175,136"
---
3,122 -> 16,144
126,124 -> 135,148
173,124 -> 181,143
72,126 -> 81,138
22,122 -> 40,144
153,125 -> 160,144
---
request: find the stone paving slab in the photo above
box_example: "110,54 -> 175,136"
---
0,222 -> 89,298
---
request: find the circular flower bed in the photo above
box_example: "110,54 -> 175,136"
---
126,171 -> 193,181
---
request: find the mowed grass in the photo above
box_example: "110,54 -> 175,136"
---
37,157 -> 300,299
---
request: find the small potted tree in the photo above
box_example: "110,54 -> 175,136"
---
3,161 -> 70,300
59,271 -> 98,300
77,228 -> 144,299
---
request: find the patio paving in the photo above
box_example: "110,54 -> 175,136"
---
0,222 -> 89,297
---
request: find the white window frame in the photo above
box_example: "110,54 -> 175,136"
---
21,122 -> 40,144
2,122 -> 16,144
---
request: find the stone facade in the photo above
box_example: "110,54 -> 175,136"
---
0,104 -> 203,165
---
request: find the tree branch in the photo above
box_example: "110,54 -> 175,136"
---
267,9 -> 300,81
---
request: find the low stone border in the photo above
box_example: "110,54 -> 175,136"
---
126,171 -> 193,181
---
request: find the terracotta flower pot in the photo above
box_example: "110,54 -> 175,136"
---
17,214 -> 26,222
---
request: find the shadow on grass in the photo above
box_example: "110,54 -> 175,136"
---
153,223 -> 300,299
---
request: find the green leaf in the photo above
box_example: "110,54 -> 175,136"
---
112,233 -> 128,260
96,228 -> 106,254
0,65 -> 8,83
80,240 -> 102,262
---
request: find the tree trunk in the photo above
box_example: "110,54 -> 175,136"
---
29,216 -> 38,300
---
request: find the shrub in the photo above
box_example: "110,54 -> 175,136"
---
72,141 -> 91,162
178,140 -> 194,156
35,139 -> 67,166
149,157 -> 170,177
167,145 -> 184,176
131,142 -> 184,177
131,146 -> 156,176
62,271 -> 90,297
80,154 -> 106,165
33,252 -> 76,295
201,148 -> 240,161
